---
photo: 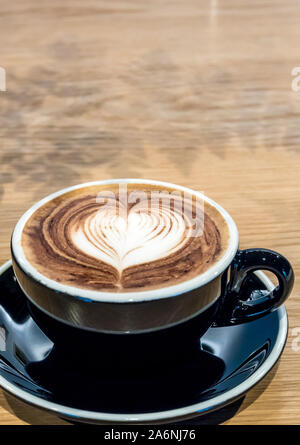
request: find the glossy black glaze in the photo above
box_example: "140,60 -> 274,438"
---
26,298 -> 221,369
23,266 -> 229,368
0,266 -> 285,420
219,248 -> 294,325
11,250 -> 223,334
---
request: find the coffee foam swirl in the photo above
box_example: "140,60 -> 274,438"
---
72,197 -> 191,271
21,186 -> 228,292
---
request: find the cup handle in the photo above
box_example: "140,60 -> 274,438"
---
216,248 -> 294,325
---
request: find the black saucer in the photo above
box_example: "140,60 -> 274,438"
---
0,261 -> 288,424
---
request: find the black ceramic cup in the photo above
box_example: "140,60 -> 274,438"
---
10,180 -> 294,367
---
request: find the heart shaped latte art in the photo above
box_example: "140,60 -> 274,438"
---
22,186 -> 224,291
71,204 -> 191,272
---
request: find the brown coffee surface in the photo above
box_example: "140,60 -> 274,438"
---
21,183 -> 229,292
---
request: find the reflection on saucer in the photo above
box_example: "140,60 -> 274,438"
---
0,262 -> 288,423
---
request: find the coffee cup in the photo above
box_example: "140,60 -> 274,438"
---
10,179 -> 294,362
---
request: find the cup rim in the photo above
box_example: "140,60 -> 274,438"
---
11,179 -> 239,303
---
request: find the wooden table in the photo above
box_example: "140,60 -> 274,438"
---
0,0 -> 299,425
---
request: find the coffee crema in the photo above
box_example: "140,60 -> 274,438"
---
21,183 -> 229,292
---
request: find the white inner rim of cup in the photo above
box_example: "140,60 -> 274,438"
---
11,179 -> 239,303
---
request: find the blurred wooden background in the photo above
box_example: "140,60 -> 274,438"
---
0,0 -> 300,424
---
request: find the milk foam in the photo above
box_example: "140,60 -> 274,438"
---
21,184 -> 227,292
71,205 -> 190,271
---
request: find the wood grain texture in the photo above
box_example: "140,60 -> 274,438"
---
0,0 -> 299,424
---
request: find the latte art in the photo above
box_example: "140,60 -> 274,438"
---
72,205 -> 189,271
21,184 -> 229,292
